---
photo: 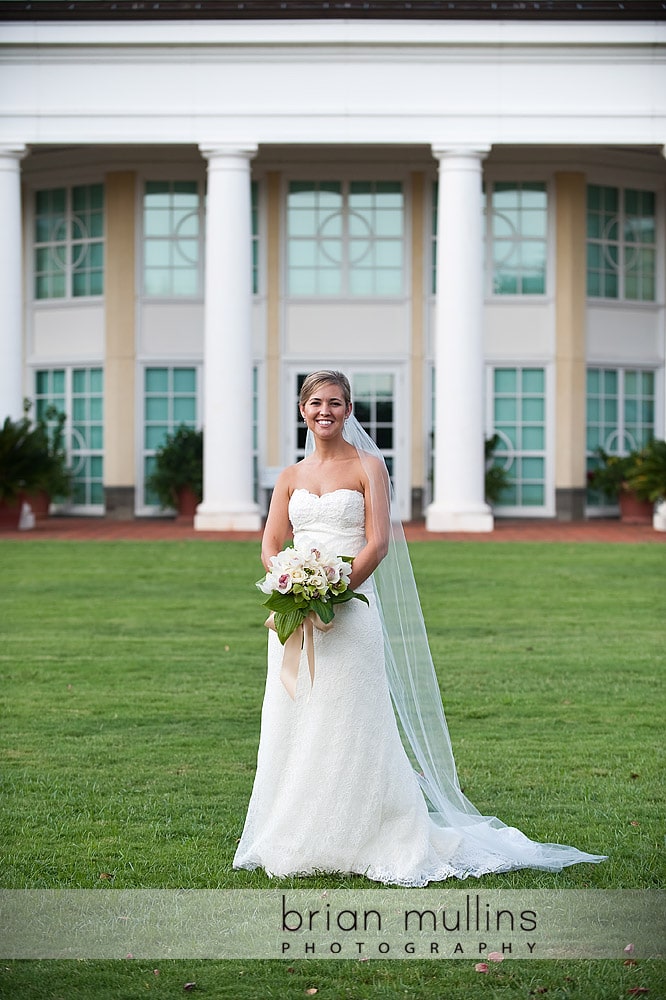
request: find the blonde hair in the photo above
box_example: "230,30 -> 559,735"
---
299,370 -> 351,407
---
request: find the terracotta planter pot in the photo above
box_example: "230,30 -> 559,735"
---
175,485 -> 199,522
0,497 -> 21,530
22,489 -> 51,520
619,490 -> 653,525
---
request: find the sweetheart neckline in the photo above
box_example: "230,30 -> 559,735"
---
291,487 -> 364,501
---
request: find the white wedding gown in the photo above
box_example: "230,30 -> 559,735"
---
233,488 -> 605,886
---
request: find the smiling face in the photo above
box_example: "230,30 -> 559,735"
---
300,381 -> 352,441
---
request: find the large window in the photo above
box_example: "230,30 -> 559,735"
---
490,367 -> 547,508
587,185 -> 656,301
488,182 -> 548,296
34,185 -> 104,300
34,368 -> 104,509
287,181 -> 404,296
586,367 -> 656,506
143,181 -> 203,297
142,367 -> 199,506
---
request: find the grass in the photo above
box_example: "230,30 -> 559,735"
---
0,539 -> 664,998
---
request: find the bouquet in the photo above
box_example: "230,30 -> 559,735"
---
257,542 -> 369,644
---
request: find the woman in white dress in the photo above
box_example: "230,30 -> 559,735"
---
233,371 -> 606,886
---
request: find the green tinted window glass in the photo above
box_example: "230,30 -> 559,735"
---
143,180 -> 201,297
522,369 -> 545,393
287,180 -> 403,297
145,368 -> 169,393
491,367 -> 547,510
494,369 -> 517,394
587,183 -> 656,301
490,182 -> 547,296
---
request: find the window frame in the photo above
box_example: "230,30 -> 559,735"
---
485,179 -> 550,298
586,182 -> 659,304
31,181 -> 105,303
32,365 -> 105,514
585,364 -> 662,515
284,175 -> 407,301
484,362 -> 555,517
136,361 -> 203,515
139,177 -> 206,301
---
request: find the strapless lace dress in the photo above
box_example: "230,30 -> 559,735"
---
233,488 -> 604,885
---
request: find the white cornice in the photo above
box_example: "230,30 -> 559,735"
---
1,17 -> 664,150
1,19 -> 665,47
1,43 -> 663,66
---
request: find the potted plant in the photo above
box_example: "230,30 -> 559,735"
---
146,424 -> 203,519
0,405 -> 67,528
485,433 -> 511,506
624,439 -> 666,504
588,447 -> 652,524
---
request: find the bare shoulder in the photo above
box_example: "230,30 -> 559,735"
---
273,459 -> 310,498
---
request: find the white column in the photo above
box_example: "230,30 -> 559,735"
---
426,145 -> 493,533
195,144 -> 262,532
0,145 -> 27,422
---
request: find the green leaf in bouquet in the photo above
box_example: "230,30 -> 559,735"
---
274,608 -> 307,645
332,589 -> 369,606
262,591 -> 297,613
310,598 -> 334,624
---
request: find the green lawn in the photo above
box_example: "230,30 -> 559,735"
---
0,540 -> 664,998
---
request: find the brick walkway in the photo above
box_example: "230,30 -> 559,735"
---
1,515 -> 663,543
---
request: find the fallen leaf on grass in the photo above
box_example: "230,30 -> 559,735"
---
630,821 -> 640,827
99,872 -> 114,880
474,963 -> 489,973
630,773 -> 640,779
624,960 -> 638,967
627,989 -> 649,996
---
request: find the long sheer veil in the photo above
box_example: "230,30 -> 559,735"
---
308,413 -> 606,874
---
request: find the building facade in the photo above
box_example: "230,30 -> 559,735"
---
1,3 -> 665,529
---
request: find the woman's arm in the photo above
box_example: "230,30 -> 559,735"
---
348,457 -> 391,590
260,470 -> 293,570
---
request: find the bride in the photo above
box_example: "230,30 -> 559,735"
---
233,370 -> 606,886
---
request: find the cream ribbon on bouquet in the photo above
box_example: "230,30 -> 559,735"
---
265,610 -> 333,699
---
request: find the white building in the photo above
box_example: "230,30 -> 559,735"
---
1,1 -> 665,530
